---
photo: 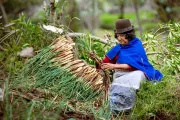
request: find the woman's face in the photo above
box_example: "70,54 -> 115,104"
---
117,34 -> 129,45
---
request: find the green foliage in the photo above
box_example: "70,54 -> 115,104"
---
75,35 -> 95,65
143,22 -> 180,76
12,14 -> 47,48
131,77 -> 180,119
0,14 -> 55,73
75,35 -> 110,65
91,101 -> 111,120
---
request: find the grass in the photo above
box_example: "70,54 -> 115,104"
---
132,77 -> 180,119
6,72 -> 180,119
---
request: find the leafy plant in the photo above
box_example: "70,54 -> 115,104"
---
143,22 -> 180,78
91,101 -> 111,120
0,14 -> 56,73
75,35 -> 110,65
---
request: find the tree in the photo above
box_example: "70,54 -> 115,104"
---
154,0 -> 180,22
119,0 -> 125,19
76,0 -> 100,34
3,0 -> 43,18
133,0 -> 143,37
67,0 -> 81,32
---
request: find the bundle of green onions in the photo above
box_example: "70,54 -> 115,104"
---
21,36 -> 104,101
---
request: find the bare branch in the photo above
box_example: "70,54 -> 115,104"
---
0,45 -> 5,51
0,30 -> 19,43
175,44 -> 180,47
146,52 -> 164,55
11,91 -> 32,101
68,32 -> 149,46
67,32 -> 110,44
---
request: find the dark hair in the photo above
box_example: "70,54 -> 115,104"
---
114,29 -> 136,41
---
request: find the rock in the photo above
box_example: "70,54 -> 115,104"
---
18,47 -> 34,58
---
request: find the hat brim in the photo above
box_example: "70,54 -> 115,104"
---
115,26 -> 134,34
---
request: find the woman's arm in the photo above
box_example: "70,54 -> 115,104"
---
101,63 -> 133,70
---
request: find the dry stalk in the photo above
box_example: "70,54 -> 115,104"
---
11,91 -> 32,102
89,51 -> 110,101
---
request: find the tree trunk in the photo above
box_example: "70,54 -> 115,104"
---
76,0 -> 99,34
119,1 -> 124,19
133,0 -> 143,37
50,0 -> 56,23
67,0 -> 80,32
92,0 -> 98,34
153,0 -> 180,22
0,2 -> 8,24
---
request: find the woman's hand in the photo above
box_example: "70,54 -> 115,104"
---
101,63 -> 116,70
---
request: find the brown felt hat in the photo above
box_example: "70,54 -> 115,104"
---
114,19 -> 133,34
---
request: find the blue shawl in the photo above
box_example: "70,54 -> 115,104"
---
106,37 -> 163,81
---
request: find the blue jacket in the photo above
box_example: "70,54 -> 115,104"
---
106,37 -> 163,81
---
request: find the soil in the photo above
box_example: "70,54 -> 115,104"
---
0,72 -> 7,80
59,111 -> 94,120
147,110 -> 177,120
11,88 -> 54,102
155,111 -> 177,120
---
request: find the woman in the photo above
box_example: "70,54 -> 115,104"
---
99,19 -> 163,113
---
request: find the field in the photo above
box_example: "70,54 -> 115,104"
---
0,14 -> 180,120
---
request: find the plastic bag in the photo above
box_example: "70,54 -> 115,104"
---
110,85 -> 136,113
